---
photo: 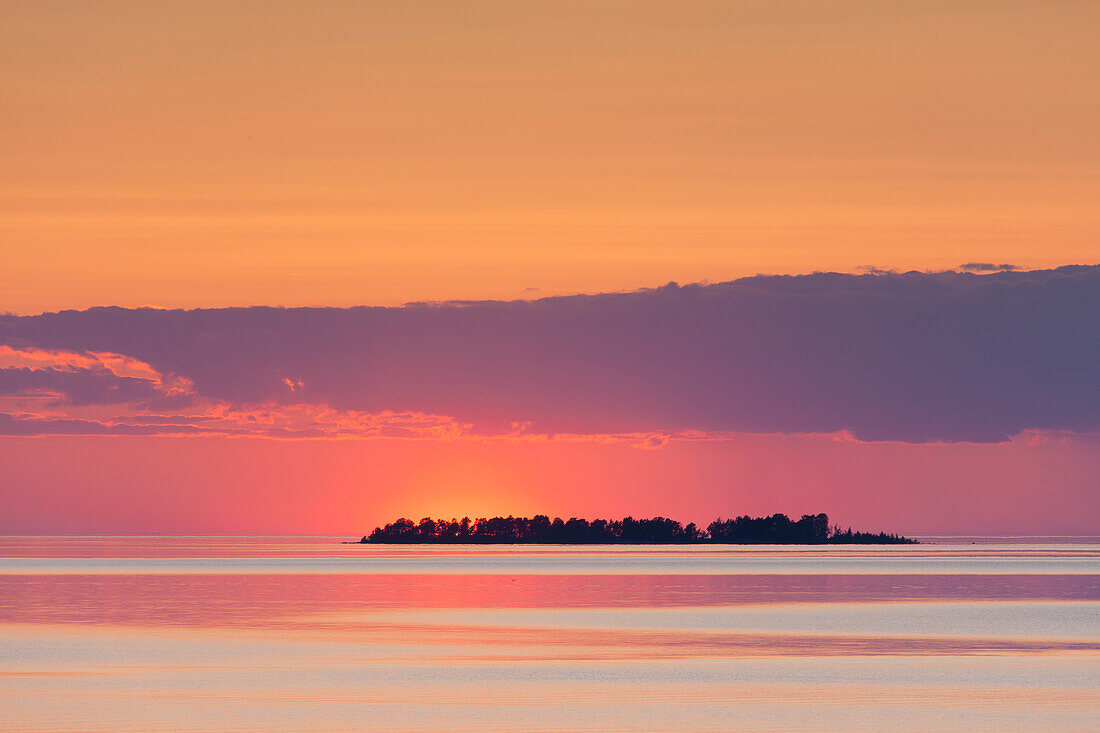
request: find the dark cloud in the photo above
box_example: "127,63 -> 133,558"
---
960,263 -> 1019,272
0,367 -> 165,406
1,265 -> 1096,443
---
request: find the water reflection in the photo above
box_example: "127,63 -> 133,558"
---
1,573 -> 1097,627
0,537 -> 1096,732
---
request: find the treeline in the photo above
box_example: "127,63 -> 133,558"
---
359,513 -> 915,544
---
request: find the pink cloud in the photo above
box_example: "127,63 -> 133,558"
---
0,345 -> 165,382
0,347 -> 718,446
0,346 -> 477,440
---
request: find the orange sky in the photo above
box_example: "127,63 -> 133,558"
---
3,1 -> 1098,314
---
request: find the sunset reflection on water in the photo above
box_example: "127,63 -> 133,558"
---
1,538 -> 1097,731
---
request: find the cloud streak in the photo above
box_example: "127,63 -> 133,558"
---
1,266 -> 1097,443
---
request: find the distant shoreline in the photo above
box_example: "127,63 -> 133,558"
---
355,513 -> 917,545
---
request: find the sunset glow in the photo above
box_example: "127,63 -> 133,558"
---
1,2 -> 1098,533
3,5 -> 1099,733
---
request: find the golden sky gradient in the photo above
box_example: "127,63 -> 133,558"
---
3,1 -> 1098,313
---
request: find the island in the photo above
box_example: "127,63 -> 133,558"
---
356,513 -> 916,544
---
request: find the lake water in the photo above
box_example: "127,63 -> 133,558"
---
1,537 -> 1097,731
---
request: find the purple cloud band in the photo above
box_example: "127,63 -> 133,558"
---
1,265 -> 1097,443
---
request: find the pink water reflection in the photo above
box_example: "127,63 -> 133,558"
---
2,538 -> 1098,732
2,572 -> 1097,628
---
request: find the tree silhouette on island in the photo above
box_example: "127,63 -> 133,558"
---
358,513 -> 915,544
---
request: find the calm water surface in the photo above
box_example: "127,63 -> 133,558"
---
1,537 -> 1097,732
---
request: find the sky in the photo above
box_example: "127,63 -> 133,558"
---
1,1 -> 1097,534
